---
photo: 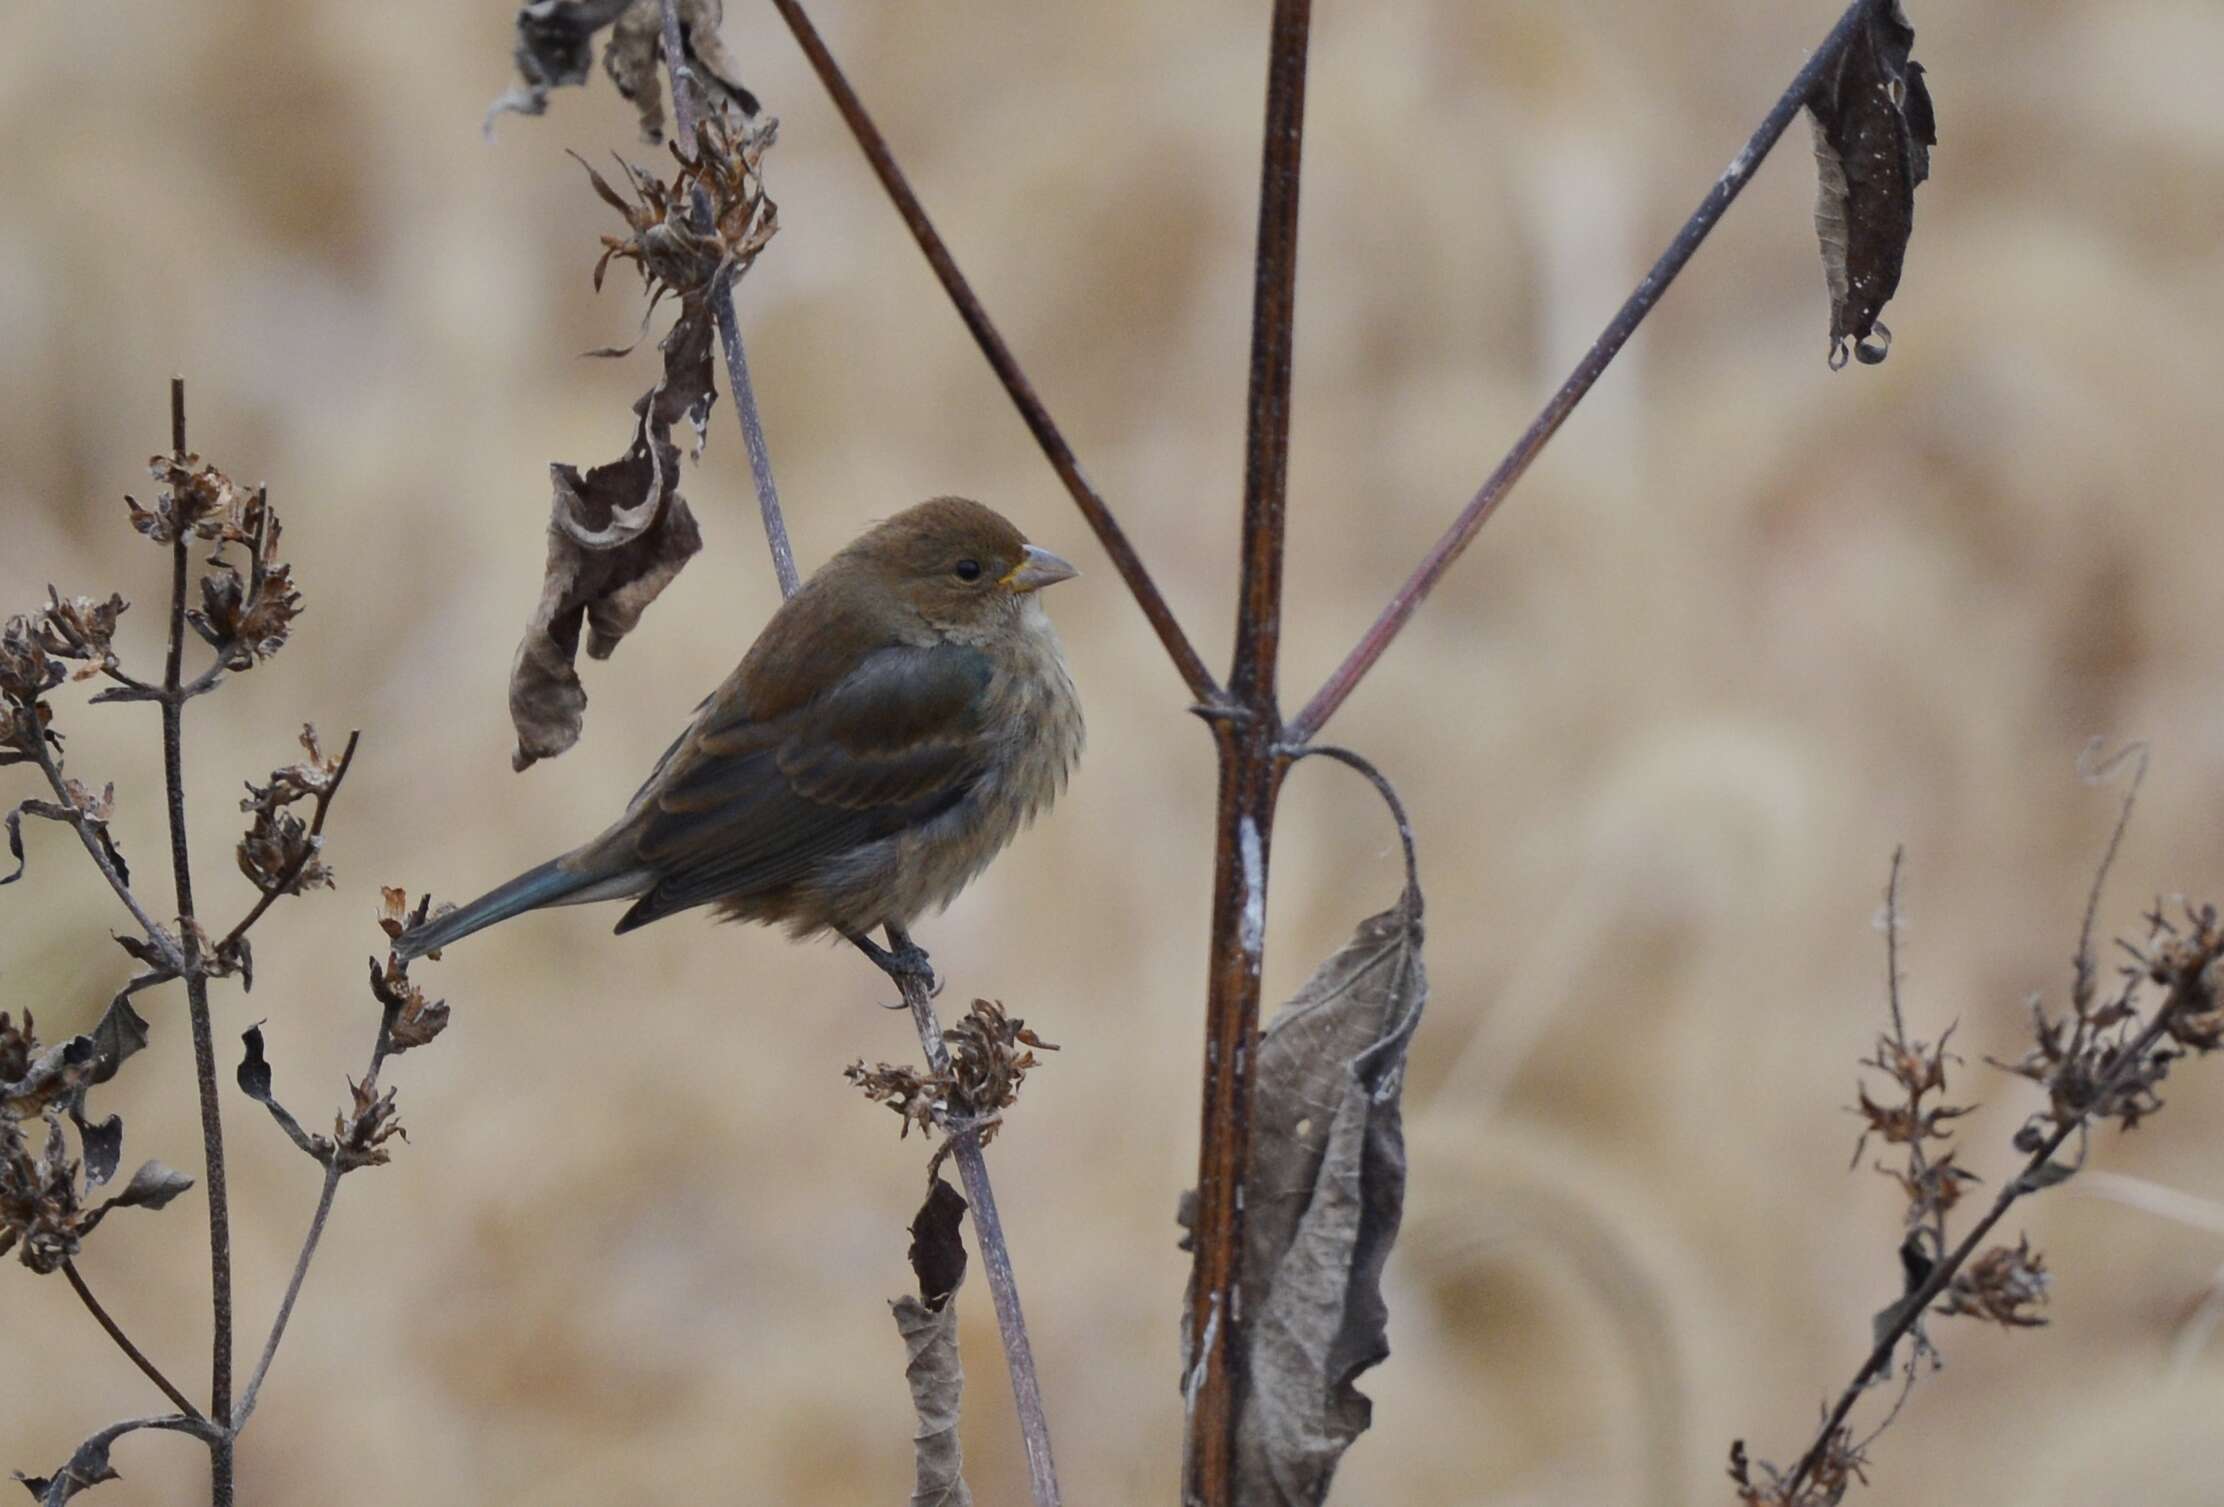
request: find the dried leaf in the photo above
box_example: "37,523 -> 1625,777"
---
509,313 -> 710,771
1235,890 -> 1427,1506
237,1023 -> 333,1165
908,1175 -> 968,1312
894,1181 -> 973,1507
605,0 -> 761,144
69,1112 -> 120,1190
1806,0 -> 1936,368
485,0 -> 634,134
85,990 -> 152,1087
487,0 -> 759,141
103,1160 -> 191,1212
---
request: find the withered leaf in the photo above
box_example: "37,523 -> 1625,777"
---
69,1112 -> 120,1191
236,1023 -> 334,1166
4,794 -> 127,890
1,1033 -> 99,1121
487,0 -> 759,142
1235,890 -> 1427,1507
1807,0 -> 1936,368
893,1180 -> 973,1507
908,1175 -> 969,1312
509,310 -> 711,771
103,1160 -> 192,1213
236,1023 -> 275,1106
485,0 -> 634,134
605,0 -> 761,145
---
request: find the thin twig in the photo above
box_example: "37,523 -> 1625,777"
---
235,1005 -> 399,1433
214,729 -> 361,954
159,377 -> 235,1501
230,1163 -> 339,1432
656,0 -> 799,596
1284,0 -> 1875,742
881,924 -> 1062,1507
61,1260 -> 205,1423
1288,743 -> 1419,902
1186,6 -> 1311,1501
21,732 -> 182,972
767,0 -> 1222,706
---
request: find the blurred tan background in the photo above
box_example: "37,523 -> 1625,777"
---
5,1 -> 2223,1502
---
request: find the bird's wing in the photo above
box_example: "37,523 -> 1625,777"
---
613,642 -> 996,928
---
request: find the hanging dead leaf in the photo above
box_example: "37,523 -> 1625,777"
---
487,0 -> 760,141
893,1175 -> 973,1507
1806,0 -> 1936,368
1235,888 -> 1427,1507
508,310 -> 712,771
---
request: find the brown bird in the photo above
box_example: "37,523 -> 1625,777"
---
395,497 -> 1083,971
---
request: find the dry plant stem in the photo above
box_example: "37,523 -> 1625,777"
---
233,1017 -> 396,1433
21,732 -> 181,970
61,1260 -> 204,1422
881,925 -> 1062,1507
1782,1003 -> 2185,1500
1284,0 -> 1876,742
656,0 -> 800,597
216,729 -> 360,953
161,379 -> 235,1503
1185,5 -> 1310,1502
766,0 -> 1221,705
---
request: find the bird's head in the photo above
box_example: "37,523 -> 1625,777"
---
848,496 -> 1079,632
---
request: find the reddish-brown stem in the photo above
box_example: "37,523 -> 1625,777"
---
1185,5 -> 1311,1502
1285,0 -> 1874,743
766,0 -> 1222,707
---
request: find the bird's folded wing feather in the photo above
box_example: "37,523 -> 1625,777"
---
613,642 -> 995,923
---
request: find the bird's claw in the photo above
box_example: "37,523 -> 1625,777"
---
851,928 -> 942,999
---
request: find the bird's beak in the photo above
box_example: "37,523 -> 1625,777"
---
1001,545 -> 1079,593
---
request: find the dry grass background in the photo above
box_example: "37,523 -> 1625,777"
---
4,1 -> 2223,1502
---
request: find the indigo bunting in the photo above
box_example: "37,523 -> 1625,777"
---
396,497 -> 1082,962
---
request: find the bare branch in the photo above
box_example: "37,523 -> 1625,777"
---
17,731 -> 183,973
1285,0 -> 1876,742
767,0 -> 1221,706
61,1261 -> 205,1423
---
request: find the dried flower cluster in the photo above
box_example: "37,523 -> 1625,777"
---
237,726 -> 345,898
1994,901 -> 2224,1148
0,1012 -> 190,1277
1729,1432 -> 1868,1507
372,889 -> 455,1053
582,112 -> 778,313
846,999 -> 1059,1147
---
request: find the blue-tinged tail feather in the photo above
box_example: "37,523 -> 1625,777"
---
393,858 -> 634,960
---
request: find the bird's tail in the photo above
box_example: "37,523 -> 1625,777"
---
392,856 -> 648,960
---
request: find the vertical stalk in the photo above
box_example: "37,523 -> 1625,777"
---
1186,4 -> 1310,1503
162,378 -> 234,1501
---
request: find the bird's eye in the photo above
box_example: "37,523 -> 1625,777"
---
953,558 -> 983,582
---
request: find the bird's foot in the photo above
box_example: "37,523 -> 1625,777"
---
851,926 -> 943,1001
